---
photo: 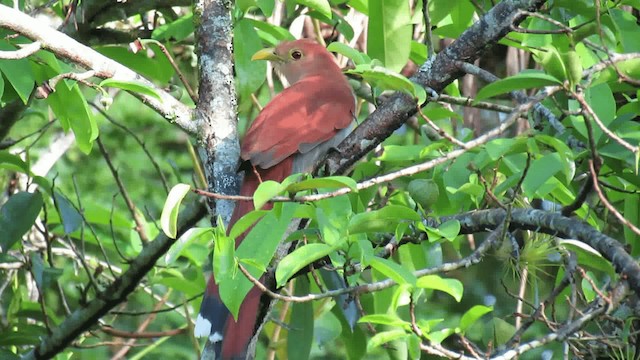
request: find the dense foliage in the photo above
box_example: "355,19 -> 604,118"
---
1,0 -> 639,359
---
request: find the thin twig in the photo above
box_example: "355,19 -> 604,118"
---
97,137 -> 150,244
0,40 -> 41,59
589,160 -> 640,236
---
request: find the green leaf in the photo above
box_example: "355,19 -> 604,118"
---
99,79 -> 162,101
367,329 -> 408,351
585,83 -> 615,143
152,13 -> 194,41
234,19 -> 267,98
522,153 -> 564,198
213,229 -> 235,281
490,317 -> 517,346
53,192 -> 82,235
358,314 -> 408,327
165,227 -> 212,264
0,151 -> 30,173
0,192 -> 43,252
326,42 -> 369,65
532,46 -> 568,82
349,205 -> 419,234
256,0 -> 275,16
369,257 -> 417,286
475,70 -> 561,101
416,275 -> 463,302
425,220 -> 460,242
346,64 -> 425,102
559,239 -> 616,277
295,0 -> 331,19
0,42 -> 34,104
253,180 -> 284,210
229,210 -> 268,239
276,243 -> 334,286
285,176 -> 357,194
96,45 -> 174,84
221,203 -> 297,318
459,305 -> 492,333
287,277 -> 313,360
610,8 -> 640,52
367,0 -> 412,72
30,62 -> 98,153
160,183 -> 191,238
245,19 -> 295,44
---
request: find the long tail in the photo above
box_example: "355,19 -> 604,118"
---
195,159 -> 293,359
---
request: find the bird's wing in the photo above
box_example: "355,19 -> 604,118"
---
241,75 -> 355,170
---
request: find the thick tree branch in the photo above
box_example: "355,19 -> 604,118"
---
323,0 -> 548,174
0,5 -> 197,135
193,0 -> 240,225
23,200 -> 208,360
447,208 -> 640,295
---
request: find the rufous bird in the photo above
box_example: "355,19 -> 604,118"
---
194,39 -> 356,359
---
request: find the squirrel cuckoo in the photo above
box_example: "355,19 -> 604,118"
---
194,39 -> 356,359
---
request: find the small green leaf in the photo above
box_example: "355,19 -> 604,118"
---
559,239 -> 616,277
522,153 -> 564,198
416,275 -> 463,302
229,210 -> 268,239
287,277 -> 313,360
0,151 -> 30,173
295,0 -> 331,19
459,305 -> 492,333
0,192 -> 43,252
346,64 -> 423,102
53,192 -> 83,235
160,183 -> 191,238
276,243 -> 334,286
366,330 -> 408,351
476,70 -> 562,101
425,220 -> 460,242
285,176 -> 357,194
99,79 -> 162,101
358,314 -> 408,327
370,257 -> 417,286
152,13 -> 194,41
253,180 -> 284,210
326,42 -> 369,65
165,227 -> 212,264
349,205 -> 420,234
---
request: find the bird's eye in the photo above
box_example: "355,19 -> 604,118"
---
291,50 -> 303,60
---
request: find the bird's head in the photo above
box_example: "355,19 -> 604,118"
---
251,39 -> 339,84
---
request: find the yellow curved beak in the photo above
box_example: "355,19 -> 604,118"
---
251,48 -> 281,62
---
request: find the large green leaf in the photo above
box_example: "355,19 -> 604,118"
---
99,79 -> 162,101
220,203 -> 297,318
367,0 -> 412,72
234,19 -> 267,98
349,205 -> 420,234
0,192 -> 43,252
416,275 -> 463,302
152,13 -> 194,42
295,0 -> 331,18
476,70 -> 561,101
276,243 -> 334,286
0,42 -> 34,104
369,257 -> 417,286
287,277 -> 313,360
